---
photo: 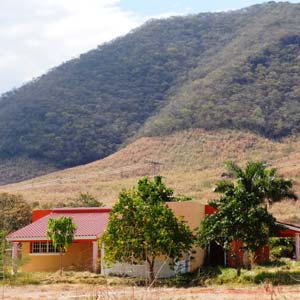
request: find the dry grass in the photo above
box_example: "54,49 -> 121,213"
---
1,129 -> 300,222
3,267 -> 300,299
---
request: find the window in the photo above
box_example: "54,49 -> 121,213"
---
30,242 -> 60,254
32,242 -> 40,253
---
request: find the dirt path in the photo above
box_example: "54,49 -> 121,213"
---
2,284 -> 300,300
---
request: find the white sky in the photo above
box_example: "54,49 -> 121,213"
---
0,0 -> 299,95
0,0 -> 142,95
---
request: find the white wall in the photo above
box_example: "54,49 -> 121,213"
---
101,257 -> 189,278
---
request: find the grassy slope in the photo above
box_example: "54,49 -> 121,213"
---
0,157 -> 58,186
1,129 -> 300,222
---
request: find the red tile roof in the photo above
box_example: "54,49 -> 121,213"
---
7,207 -> 111,242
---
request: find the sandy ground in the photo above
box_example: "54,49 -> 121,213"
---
2,284 -> 300,300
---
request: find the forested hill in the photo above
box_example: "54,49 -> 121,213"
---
1,2 -> 300,184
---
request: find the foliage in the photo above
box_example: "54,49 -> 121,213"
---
269,238 -> 294,259
101,176 -> 194,283
0,230 -> 7,279
2,3 -> 300,184
63,192 -> 104,207
40,192 -> 105,208
199,259 -> 300,286
0,193 -> 31,233
0,193 -> 31,281
47,217 -> 76,275
47,217 -> 76,251
143,3 -> 300,139
269,237 -> 294,248
136,176 -> 175,204
198,187 -> 277,260
217,161 -> 297,206
197,161 -> 288,276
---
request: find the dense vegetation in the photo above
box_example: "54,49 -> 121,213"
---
1,2 -> 300,184
142,3 -> 300,138
0,193 -> 31,233
198,161 -> 295,276
0,193 -> 32,274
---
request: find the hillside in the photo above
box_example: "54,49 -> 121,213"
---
142,3 -> 300,138
1,2 -> 300,184
1,129 -> 300,223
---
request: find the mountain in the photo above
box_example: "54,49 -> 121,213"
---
1,2 -> 300,184
2,129 -> 300,223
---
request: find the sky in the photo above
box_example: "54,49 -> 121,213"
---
0,0 -> 299,95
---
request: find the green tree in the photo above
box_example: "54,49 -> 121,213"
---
0,193 -> 31,280
198,187 -> 277,276
0,193 -> 31,233
101,176 -> 194,284
136,176 -> 175,204
54,192 -> 105,208
68,192 -> 104,207
216,161 -> 297,206
197,161 -> 291,276
47,217 -> 76,275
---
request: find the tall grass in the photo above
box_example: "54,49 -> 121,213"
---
4,258 -> 300,288
1,129 -> 300,222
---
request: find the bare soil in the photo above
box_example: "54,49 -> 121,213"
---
2,284 -> 300,300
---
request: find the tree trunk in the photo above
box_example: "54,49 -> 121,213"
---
60,250 -> 63,276
236,264 -> 241,277
234,243 -> 242,277
147,257 -> 155,285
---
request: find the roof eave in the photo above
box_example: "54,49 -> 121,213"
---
6,235 -> 99,242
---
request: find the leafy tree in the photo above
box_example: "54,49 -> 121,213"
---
0,193 -> 31,279
0,193 -> 31,233
48,192 -> 105,208
72,192 -> 104,207
47,217 -> 76,275
217,161 -> 297,206
197,161 -> 291,276
67,192 -> 104,207
136,176 -> 175,204
198,186 -> 277,276
101,176 -> 194,283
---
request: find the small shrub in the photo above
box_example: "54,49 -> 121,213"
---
269,238 -> 294,259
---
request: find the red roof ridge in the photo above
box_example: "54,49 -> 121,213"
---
52,207 -> 111,213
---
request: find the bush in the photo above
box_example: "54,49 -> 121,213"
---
269,238 -> 294,259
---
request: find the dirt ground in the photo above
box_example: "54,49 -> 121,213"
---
2,284 -> 300,300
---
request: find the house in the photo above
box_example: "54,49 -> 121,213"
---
7,202 -> 206,276
7,207 -> 110,273
9,201 -> 297,275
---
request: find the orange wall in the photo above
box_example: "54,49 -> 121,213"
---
167,201 -> 205,272
167,201 -> 205,230
21,241 -> 93,272
23,201 -> 206,273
